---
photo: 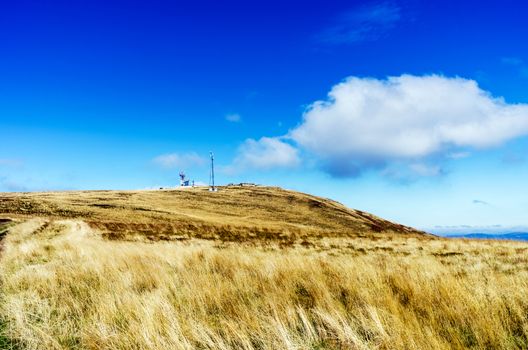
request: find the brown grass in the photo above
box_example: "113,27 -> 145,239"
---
0,187 -> 527,349
0,186 -> 425,242
1,218 -> 528,349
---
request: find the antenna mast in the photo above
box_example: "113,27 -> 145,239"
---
179,171 -> 186,187
209,152 -> 217,192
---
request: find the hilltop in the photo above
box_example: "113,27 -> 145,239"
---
0,185 -> 426,242
1,186 -> 528,349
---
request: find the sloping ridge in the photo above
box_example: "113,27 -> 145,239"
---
0,186 -> 429,242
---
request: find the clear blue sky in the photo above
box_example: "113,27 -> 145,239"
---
1,0 -> 528,233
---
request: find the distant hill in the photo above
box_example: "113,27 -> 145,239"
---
445,232 -> 528,242
0,186 -> 428,242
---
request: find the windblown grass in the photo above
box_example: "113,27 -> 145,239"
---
1,219 -> 527,349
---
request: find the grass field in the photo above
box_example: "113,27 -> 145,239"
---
0,186 -> 424,242
1,187 -> 527,349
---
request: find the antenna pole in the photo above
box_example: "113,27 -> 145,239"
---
209,152 -> 216,191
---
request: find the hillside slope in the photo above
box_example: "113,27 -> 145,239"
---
0,186 -> 427,241
2,188 -> 528,349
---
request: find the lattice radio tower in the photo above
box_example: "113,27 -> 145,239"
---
209,152 -> 217,192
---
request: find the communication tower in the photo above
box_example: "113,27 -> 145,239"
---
209,152 -> 217,191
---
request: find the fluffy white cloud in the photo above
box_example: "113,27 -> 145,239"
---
232,137 -> 300,170
153,152 -> 205,169
290,75 -> 528,176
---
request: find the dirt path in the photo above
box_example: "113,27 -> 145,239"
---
0,218 -> 98,261
0,218 -> 50,258
0,218 -> 15,257
0,236 -> 4,256
56,219 -> 98,240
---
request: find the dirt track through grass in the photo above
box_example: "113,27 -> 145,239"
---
0,219 -> 15,258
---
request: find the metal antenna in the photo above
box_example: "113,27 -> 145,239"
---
179,171 -> 186,187
209,152 -> 216,192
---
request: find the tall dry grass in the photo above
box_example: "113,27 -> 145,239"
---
1,219 -> 528,349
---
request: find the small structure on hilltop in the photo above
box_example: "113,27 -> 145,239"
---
179,171 -> 191,187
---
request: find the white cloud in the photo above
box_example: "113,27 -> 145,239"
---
153,152 -> 206,169
382,162 -> 445,183
232,137 -> 300,171
225,113 -> 241,123
290,74 -> 528,177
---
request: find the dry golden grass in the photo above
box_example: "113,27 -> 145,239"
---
0,186 -> 424,242
1,218 -> 528,349
1,187 -> 527,349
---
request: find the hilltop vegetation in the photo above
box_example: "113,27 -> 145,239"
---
0,187 -> 527,349
0,186 -> 424,242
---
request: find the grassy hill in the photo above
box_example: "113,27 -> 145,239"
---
0,186 -> 426,242
1,187 -> 527,349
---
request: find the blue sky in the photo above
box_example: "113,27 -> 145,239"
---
1,0 -> 528,233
